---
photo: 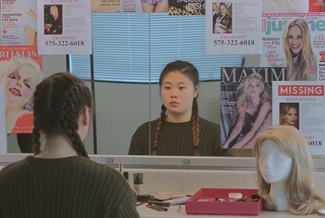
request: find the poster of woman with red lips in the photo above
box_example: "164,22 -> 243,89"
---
0,45 -> 43,133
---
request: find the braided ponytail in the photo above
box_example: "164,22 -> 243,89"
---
152,104 -> 167,155
191,98 -> 200,156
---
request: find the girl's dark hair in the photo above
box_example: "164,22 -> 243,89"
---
153,60 -> 200,156
32,72 -> 93,158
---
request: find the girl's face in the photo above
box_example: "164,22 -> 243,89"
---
219,5 -> 227,16
4,63 -> 36,108
161,71 -> 198,119
284,107 -> 298,126
246,77 -> 263,98
287,25 -> 303,54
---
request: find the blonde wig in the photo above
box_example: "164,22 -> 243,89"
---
236,72 -> 270,113
262,0 -> 300,12
253,125 -> 325,214
282,17 -> 317,81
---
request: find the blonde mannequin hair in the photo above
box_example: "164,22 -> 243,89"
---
253,125 -> 325,214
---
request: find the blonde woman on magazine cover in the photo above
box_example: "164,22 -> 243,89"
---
222,73 -> 272,149
282,17 -> 317,80
0,57 -> 42,133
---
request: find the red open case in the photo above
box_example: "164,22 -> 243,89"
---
185,188 -> 262,215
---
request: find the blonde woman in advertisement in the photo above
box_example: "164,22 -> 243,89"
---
213,3 -> 232,34
254,125 -> 325,214
279,103 -> 299,129
0,57 -> 42,133
282,17 -> 317,80
222,73 -> 272,149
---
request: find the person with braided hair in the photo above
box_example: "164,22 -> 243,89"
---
0,73 -> 139,218
128,60 -> 232,156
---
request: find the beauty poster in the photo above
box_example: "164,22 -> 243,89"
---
1,0 -> 38,45
220,67 -> 286,149
168,0 -> 205,15
260,12 -> 325,81
37,0 -> 92,55
91,0 -> 169,12
0,45 -> 43,134
0,84 -> 7,153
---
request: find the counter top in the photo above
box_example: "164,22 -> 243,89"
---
137,205 -> 323,217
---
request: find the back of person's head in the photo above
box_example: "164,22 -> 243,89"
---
154,60 -> 200,156
32,72 -> 92,158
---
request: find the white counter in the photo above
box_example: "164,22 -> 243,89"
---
137,204 -> 323,217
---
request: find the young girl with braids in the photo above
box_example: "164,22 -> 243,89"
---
0,73 -> 139,218
128,60 -> 232,156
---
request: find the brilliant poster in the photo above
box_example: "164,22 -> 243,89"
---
220,67 -> 286,149
0,45 -> 42,133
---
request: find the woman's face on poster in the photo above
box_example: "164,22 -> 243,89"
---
246,78 -> 262,98
3,63 -> 36,108
287,25 -> 303,55
219,5 -> 227,16
284,107 -> 298,126
50,6 -> 59,17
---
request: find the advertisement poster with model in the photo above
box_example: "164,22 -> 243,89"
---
168,0 -> 205,15
0,46 -> 43,134
205,0 -> 262,54
37,0 -> 92,54
91,0 -> 168,12
0,85 -> 7,153
260,13 -> 325,81
0,0 -> 38,45
220,67 -> 286,149
272,81 -> 325,155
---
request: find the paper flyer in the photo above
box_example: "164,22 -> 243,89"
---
168,0 -> 205,15
37,0 -> 92,55
0,84 -> 7,153
205,0 -> 262,54
260,12 -> 325,81
1,0 -> 38,45
0,45 -> 43,134
220,67 -> 286,149
91,0 -> 168,12
272,81 -> 325,155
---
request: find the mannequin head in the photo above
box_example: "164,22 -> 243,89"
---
258,139 -> 293,184
253,125 -> 325,214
